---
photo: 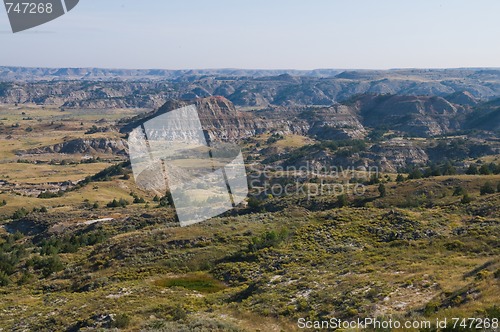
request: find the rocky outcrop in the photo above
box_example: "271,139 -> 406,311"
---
121,96 -> 367,141
278,139 -> 429,173
0,81 -> 174,107
62,94 -> 169,109
352,94 -> 472,137
18,138 -> 128,155
122,96 -> 286,141
300,104 -> 366,139
445,91 -> 479,106
368,141 -> 429,172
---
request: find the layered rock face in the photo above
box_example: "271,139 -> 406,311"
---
121,97 -> 264,141
368,141 -> 430,172
121,92 -> 487,143
19,138 -> 128,155
121,96 -> 367,142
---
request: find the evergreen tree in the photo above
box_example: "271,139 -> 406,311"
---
378,183 -> 386,197
408,168 -> 423,180
479,164 -> 491,175
466,164 -> 478,175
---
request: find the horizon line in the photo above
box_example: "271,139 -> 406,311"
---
2,65 -> 500,72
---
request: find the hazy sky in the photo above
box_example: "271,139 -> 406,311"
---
1,0 -> 500,70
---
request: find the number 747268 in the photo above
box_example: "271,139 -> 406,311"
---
5,2 -> 54,14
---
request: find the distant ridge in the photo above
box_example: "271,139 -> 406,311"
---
2,66 -> 500,82
0,66 -> 344,82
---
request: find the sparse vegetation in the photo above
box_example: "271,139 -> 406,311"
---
0,80 -> 499,331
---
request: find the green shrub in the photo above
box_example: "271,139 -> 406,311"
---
461,194 -> 473,204
337,194 -> 348,207
247,197 -> 263,212
423,301 -> 439,317
0,271 -> 10,286
408,168 -> 423,180
169,305 -> 187,321
17,272 -> 33,286
480,181 -> 495,195
453,186 -> 466,196
158,191 -> 174,207
475,270 -> 491,280
12,208 -> 28,220
31,255 -> 64,277
485,305 -> 500,318
369,173 -> 381,185
111,313 -> 130,328
248,229 -> 289,252
444,240 -> 465,251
